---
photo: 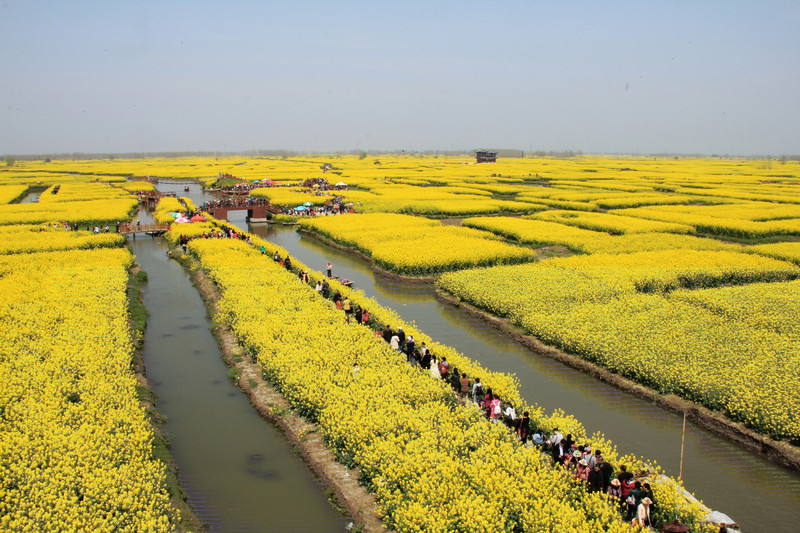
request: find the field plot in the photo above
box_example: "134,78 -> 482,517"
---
300,213 -> 539,275
0,248 -> 175,531
530,209 -> 695,235
438,250 -> 800,441
747,242 -> 800,264
0,225 -> 125,254
0,185 -> 29,204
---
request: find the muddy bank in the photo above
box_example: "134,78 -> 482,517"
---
434,288 -> 800,474
172,251 -> 388,533
128,265 -> 205,533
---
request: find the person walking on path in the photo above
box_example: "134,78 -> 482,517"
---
503,402 -> 517,429
642,482 -> 657,523
405,335 -> 415,358
598,454 -> 613,493
587,464 -> 604,493
517,411 -> 531,444
429,355 -> 441,379
625,482 -> 643,522
459,373 -> 471,401
489,395 -> 502,424
450,368 -> 461,394
472,377 -> 483,405
438,356 -> 450,379
390,332 -> 401,352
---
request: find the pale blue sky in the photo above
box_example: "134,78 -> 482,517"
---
1,1 -> 798,155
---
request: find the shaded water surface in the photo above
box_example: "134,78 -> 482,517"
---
132,232 -> 347,533
249,223 -> 800,533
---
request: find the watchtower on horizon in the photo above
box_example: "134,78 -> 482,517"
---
475,150 -> 497,163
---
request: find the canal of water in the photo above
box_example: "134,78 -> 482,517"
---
146,182 -> 800,532
131,213 -> 348,532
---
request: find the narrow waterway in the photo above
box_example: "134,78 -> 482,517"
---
131,223 -> 348,532
19,191 -> 41,203
247,222 -> 800,533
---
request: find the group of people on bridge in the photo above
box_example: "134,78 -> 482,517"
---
199,197 -> 270,211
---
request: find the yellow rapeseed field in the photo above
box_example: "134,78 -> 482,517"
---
0,185 -> 29,204
3,154 -> 800,529
438,250 -> 800,440
179,233 -> 711,532
300,213 -> 538,275
0,248 -> 176,531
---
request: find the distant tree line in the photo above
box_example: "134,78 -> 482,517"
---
2,149 -> 797,161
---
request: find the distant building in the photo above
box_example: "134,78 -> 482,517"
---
475,150 -> 497,163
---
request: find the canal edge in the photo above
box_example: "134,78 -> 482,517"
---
433,288 -> 800,474
171,250 -> 390,533
128,262 -> 207,533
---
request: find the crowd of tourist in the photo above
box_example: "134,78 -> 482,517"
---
199,197 -> 270,211
46,220 -> 138,234
278,197 -> 352,217
272,252 -> 661,529
168,225 -> 661,529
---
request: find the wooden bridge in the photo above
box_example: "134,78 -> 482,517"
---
138,191 -> 177,207
205,201 -> 280,223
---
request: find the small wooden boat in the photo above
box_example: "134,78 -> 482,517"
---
333,276 -> 353,287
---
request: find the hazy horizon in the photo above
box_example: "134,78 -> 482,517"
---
2,1 -> 799,156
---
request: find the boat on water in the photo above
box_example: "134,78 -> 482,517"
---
332,275 -> 353,287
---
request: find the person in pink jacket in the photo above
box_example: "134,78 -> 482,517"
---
489,395 -> 502,424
